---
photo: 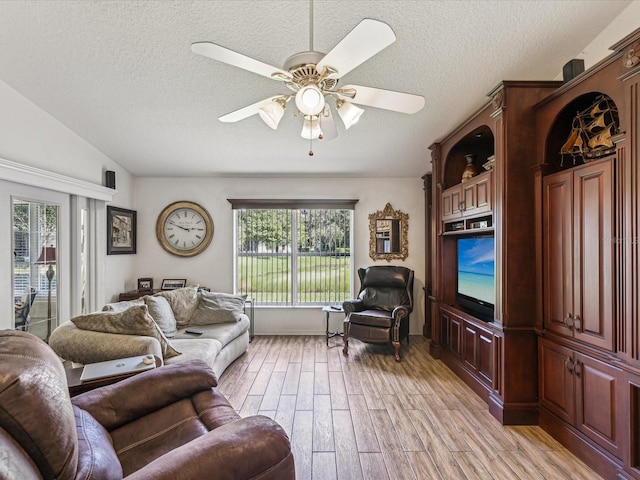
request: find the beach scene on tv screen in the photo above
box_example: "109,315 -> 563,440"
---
458,238 -> 495,305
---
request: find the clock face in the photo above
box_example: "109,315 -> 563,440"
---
156,201 -> 213,257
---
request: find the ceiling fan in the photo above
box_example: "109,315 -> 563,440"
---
191,3 -> 425,155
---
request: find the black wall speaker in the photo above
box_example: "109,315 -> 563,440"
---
105,170 -> 116,189
563,59 -> 585,82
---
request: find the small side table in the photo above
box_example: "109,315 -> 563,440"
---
65,355 -> 162,396
323,305 -> 345,346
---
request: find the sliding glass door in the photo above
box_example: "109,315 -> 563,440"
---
3,180 -> 70,341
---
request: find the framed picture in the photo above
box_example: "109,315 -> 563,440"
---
161,279 -> 187,290
107,206 -> 137,255
137,277 -> 153,291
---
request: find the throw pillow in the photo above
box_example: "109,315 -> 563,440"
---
190,291 -> 247,325
102,299 -> 144,312
154,285 -> 199,327
71,305 -> 181,359
144,295 -> 177,337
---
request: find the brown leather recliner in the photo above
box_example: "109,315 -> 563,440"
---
0,330 -> 295,480
342,266 -> 414,362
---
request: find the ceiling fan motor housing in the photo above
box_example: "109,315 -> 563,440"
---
283,51 -> 338,91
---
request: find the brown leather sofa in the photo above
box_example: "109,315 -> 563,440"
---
342,266 -> 414,362
0,330 -> 295,480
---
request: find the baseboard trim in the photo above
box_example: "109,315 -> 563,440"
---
539,408 -> 623,480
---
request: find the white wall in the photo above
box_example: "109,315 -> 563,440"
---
0,79 -> 136,306
132,176 -> 426,335
558,1 -> 640,76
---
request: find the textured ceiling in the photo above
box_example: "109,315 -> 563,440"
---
0,0 -> 633,178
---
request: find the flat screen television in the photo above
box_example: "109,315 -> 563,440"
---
456,235 -> 495,321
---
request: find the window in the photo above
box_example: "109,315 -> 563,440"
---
230,200 -> 356,306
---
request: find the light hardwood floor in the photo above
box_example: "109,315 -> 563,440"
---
217,335 -> 603,480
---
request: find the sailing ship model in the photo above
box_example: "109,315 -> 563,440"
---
560,94 -> 619,165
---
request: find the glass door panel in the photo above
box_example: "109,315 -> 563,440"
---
13,199 -> 59,341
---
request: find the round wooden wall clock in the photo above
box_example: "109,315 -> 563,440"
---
156,201 -> 213,257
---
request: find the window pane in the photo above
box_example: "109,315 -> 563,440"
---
235,207 -> 351,306
13,199 -> 58,341
237,209 -> 292,305
296,209 -> 351,305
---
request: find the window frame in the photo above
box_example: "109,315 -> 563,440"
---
229,199 -> 357,307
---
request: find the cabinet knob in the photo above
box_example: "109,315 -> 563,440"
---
565,357 -> 574,374
573,314 -> 581,331
564,313 -> 574,329
573,359 -> 581,377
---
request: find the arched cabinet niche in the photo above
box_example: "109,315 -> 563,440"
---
443,125 -> 495,189
543,92 -> 620,174
440,125 -> 495,233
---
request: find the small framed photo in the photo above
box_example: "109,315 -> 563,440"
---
161,279 -> 187,290
137,278 -> 153,291
107,206 -> 137,255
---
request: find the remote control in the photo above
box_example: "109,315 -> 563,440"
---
185,329 -> 203,335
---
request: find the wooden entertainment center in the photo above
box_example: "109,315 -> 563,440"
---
427,27 -> 640,479
429,80 -> 561,426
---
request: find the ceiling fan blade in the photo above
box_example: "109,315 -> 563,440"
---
192,42 -> 292,81
219,96 -> 283,123
339,84 -> 425,114
316,19 -> 396,79
319,107 -> 338,140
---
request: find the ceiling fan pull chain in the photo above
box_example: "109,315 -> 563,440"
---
309,136 -> 314,156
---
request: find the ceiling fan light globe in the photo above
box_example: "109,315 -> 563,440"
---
337,100 -> 364,129
301,116 -> 323,140
296,84 -> 325,116
258,101 -> 285,129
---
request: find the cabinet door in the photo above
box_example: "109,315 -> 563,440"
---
439,308 -> 462,356
461,172 -> 492,217
573,160 -> 614,350
543,170 -> 574,337
473,172 -> 492,215
462,181 -> 477,215
440,310 -> 450,349
442,186 -> 462,221
539,339 -> 574,424
463,319 -> 493,386
450,313 -> 462,358
574,351 -> 622,458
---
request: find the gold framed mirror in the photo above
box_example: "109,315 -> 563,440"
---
369,203 -> 409,261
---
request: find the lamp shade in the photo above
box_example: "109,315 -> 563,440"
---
301,117 -> 323,140
258,99 -> 286,129
337,100 -> 364,129
34,246 -> 56,265
295,84 -> 325,116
